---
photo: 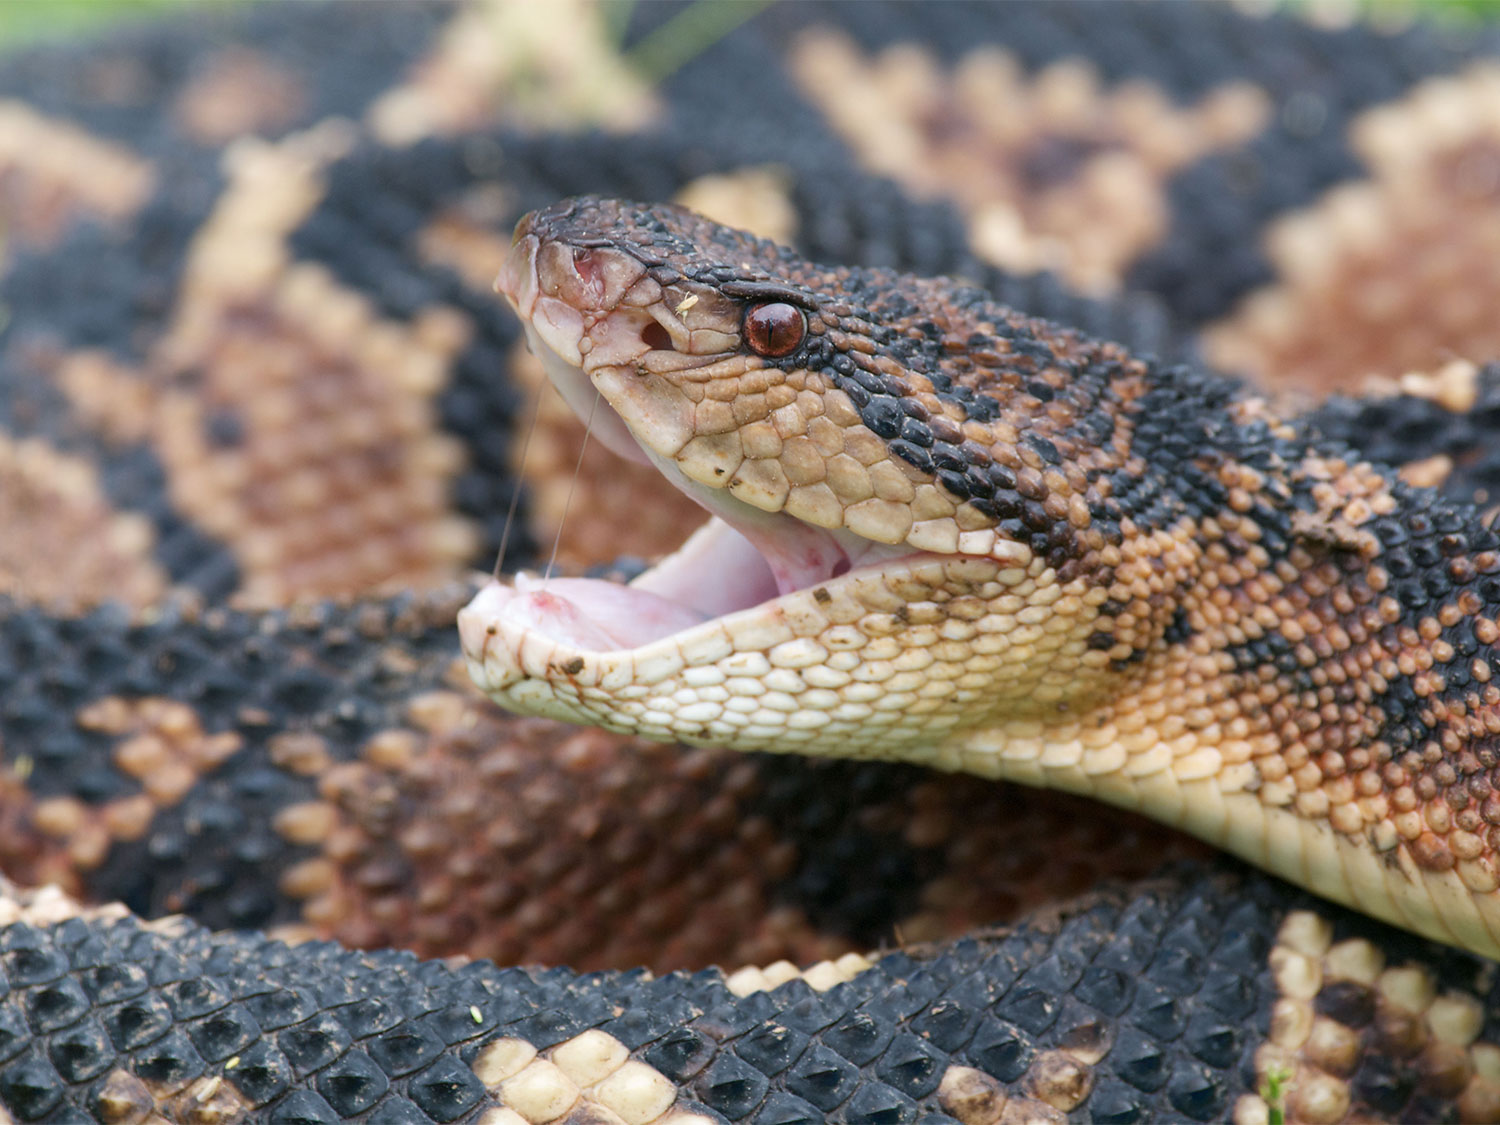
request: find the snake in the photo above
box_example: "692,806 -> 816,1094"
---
8,1 -> 1500,1122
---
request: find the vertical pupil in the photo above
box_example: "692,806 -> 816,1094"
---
748,303 -> 803,356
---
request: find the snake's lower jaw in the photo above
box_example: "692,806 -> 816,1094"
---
459,512 -> 817,728
458,575 -> 708,722
459,531 -> 1055,767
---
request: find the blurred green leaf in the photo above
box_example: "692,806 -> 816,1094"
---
0,0 -> 233,48
624,0 -> 775,83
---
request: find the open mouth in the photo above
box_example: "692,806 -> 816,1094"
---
458,325 -> 918,659
458,223 -> 926,681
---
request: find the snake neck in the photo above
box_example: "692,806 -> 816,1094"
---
950,397 -> 1500,958
468,196 -> 1500,962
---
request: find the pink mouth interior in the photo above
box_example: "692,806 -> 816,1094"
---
474,234 -> 917,656
465,499 -> 901,654
461,518 -> 782,652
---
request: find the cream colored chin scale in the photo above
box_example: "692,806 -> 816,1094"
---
463,199 -> 1500,965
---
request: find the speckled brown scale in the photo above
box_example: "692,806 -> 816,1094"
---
50,126 -> 480,606
0,435 -> 166,609
264,678 -> 1201,972
787,27 -> 1269,293
19,3 -> 1500,1121
1207,66 -> 1500,397
0,100 -> 154,257
1237,909 -> 1500,1124
472,195 -> 1500,963
273,698 -> 846,970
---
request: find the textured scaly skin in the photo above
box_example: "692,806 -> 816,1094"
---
464,197 -> 1500,960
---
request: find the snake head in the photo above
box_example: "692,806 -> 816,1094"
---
463,196 -> 1160,763
496,197 -> 754,474
493,196 -> 948,592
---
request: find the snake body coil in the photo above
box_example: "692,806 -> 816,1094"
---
5,3 -> 1500,1123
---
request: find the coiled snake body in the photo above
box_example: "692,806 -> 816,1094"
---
6,3 -> 1500,1123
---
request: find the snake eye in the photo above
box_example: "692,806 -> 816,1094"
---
743,302 -> 806,358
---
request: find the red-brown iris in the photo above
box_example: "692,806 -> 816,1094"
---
743,302 -> 806,358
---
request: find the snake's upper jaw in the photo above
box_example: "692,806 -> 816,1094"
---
463,207 -> 918,710
458,300 -> 907,694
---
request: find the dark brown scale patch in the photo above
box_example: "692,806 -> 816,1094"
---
1316,980 -> 1377,1028
286,700 -> 847,970
787,28 -> 1269,291
240,685 -> 1210,971
0,432 -> 167,611
1205,68 -> 1500,395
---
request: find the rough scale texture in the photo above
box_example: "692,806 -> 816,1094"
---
471,196 -> 1500,967
6,2 -> 1500,1122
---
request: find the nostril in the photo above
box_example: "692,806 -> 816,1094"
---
641,321 -> 673,351
571,247 -> 609,303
